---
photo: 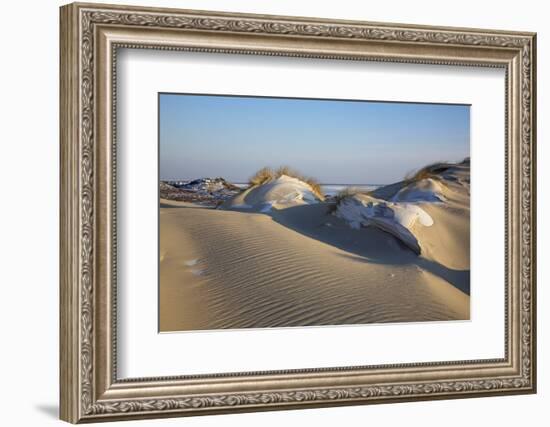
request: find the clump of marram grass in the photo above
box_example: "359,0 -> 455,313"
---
301,177 -> 324,201
404,161 -> 457,183
333,187 -> 363,203
248,165 -> 324,200
249,166 -> 275,186
327,187 -> 364,212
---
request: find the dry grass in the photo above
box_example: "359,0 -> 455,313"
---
405,157 -> 470,183
249,167 -> 275,186
404,161 -> 456,183
249,165 -> 324,200
334,187 -> 362,203
326,187 -> 364,212
304,178 -> 323,201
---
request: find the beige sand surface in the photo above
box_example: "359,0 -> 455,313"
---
159,167 -> 470,331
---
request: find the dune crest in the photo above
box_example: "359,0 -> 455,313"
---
392,178 -> 446,203
159,198 -> 469,331
222,174 -> 322,212
160,159 -> 470,331
334,195 -> 433,254
334,159 -> 470,256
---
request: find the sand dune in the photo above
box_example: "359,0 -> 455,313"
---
333,163 -> 469,259
160,166 -> 470,331
222,174 -> 322,212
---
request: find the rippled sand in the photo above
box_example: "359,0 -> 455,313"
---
159,188 -> 469,332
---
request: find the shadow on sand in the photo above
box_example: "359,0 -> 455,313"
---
336,253 -> 470,295
161,200 -> 470,295
266,203 -> 470,295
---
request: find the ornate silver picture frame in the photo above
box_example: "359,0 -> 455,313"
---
60,2 -> 536,423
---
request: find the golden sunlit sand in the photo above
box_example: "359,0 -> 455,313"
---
159,161 -> 470,332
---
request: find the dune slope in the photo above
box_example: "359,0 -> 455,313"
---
160,197 -> 469,332
221,174 -> 322,212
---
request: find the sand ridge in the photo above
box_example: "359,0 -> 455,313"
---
160,160 -> 470,331
160,187 -> 469,331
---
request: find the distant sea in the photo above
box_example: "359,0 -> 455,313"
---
234,183 -> 380,196
321,184 -> 380,196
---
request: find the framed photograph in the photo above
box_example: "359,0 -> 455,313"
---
60,2 -> 537,423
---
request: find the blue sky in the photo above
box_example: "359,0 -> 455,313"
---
159,93 -> 470,184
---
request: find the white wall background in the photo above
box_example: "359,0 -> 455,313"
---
0,0 -> 545,426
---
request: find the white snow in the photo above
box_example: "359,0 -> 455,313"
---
392,204 -> 434,227
261,175 -> 319,206
260,201 -> 275,213
224,174 -> 321,212
184,259 -> 199,266
336,196 -> 433,230
391,178 -> 446,203
334,195 -> 433,254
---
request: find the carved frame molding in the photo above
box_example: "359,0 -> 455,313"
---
60,2 -> 536,423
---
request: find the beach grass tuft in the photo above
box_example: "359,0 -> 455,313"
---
334,187 -> 362,202
327,187 -> 364,212
249,165 -> 324,200
405,162 -> 450,183
404,157 -> 470,183
249,167 -> 275,186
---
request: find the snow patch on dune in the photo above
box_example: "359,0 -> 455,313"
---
260,201 -> 276,213
223,175 -> 322,212
260,175 -> 320,206
335,195 -> 433,254
393,204 -> 434,227
336,196 -> 433,230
